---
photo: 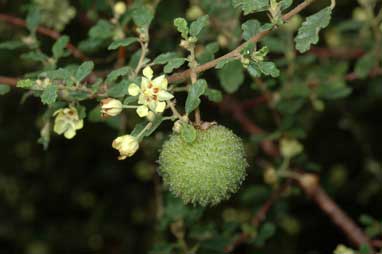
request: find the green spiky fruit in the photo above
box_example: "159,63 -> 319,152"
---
158,125 -> 248,206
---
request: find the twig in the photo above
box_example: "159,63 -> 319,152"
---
372,240 -> 382,249
252,183 -> 289,226
223,97 -> 375,252
219,96 -> 280,157
167,0 -> 318,83
240,96 -> 269,110
224,183 -> 289,253
0,76 -> 17,86
346,67 -> 382,81
297,174 -> 374,251
134,41 -> 148,75
310,47 -> 365,59
0,13 -> 88,61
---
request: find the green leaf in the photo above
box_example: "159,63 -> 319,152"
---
197,42 -> 219,64
276,98 -> 306,114
153,52 -> 179,65
144,116 -> 164,137
107,80 -> 130,98
108,37 -> 139,50
174,18 -> 189,39
41,85 -> 58,105
316,82 -> 352,100
253,222 -> 276,246
215,58 -> 236,69
280,0 -> 293,11
241,19 -> 261,40
21,51 -> 49,63
232,0 -> 269,15
164,58 -> 186,73
189,15 -> 209,37
205,88 -> 223,103
52,35 -> 69,59
43,68 -> 72,83
360,214 -> 375,226
75,61 -> 94,83
26,8 -> 40,34
129,49 -> 150,69
180,123 -> 197,143
89,20 -> 114,39
0,40 -> 24,50
67,90 -> 89,101
354,52 -> 376,79
123,96 -> 138,104
185,79 -> 207,114
295,7 -> 332,53
106,66 -> 132,83
148,243 -> 174,254
359,244 -> 372,254
256,61 -> 280,77
281,83 -> 311,98
132,5 -> 154,27
0,84 -> 10,95
218,60 -> 244,93
17,79 -> 34,88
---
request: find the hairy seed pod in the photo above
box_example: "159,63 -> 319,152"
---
158,125 -> 248,206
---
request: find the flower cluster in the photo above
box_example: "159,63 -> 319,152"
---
128,66 -> 174,118
53,106 -> 83,139
98,67 -> 176,160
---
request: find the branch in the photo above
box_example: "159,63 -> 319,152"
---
0,13 -> 88,61
222,97 -> 375,252
219,96 -> 280,157
0,76 -> 17,87
224,183 -> 289,253
168,0 -> 318,83
297,174 -> 374,250
310,47 -> 365,59
372,240 -> 382,249
346,67 -> 382,81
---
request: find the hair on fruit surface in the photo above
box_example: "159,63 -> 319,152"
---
158,124 -> 248,206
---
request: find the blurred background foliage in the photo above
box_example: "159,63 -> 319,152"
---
0,0 -> 382,254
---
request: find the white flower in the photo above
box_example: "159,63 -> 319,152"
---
100,98 -> 123,118
128,66 -> 174,118
53,106 -> 83,139
112,135 -> 139,160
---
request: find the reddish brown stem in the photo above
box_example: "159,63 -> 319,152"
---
167,0 -> 318,83
0,76 -> 17,86
0,13 -> 88,61
372,240 -> 382,248
298,174 -> 374,251
219,96 -> 280,157
222,97 -> 374,252
310,47 -> 365,59
240,96 -> 269,110
225,184 -> 288,253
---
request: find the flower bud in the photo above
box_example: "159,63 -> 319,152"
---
112,135 -> 139,160
217,34 -> 228,48
172,120 -> 182,133
113,1 -> 127,16
100,98 -> 123,118
280,138 -> 303,158
186,5 -> 203,20
263,167 -> 278,185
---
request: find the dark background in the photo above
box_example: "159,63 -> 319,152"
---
0,0 -> 382,253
